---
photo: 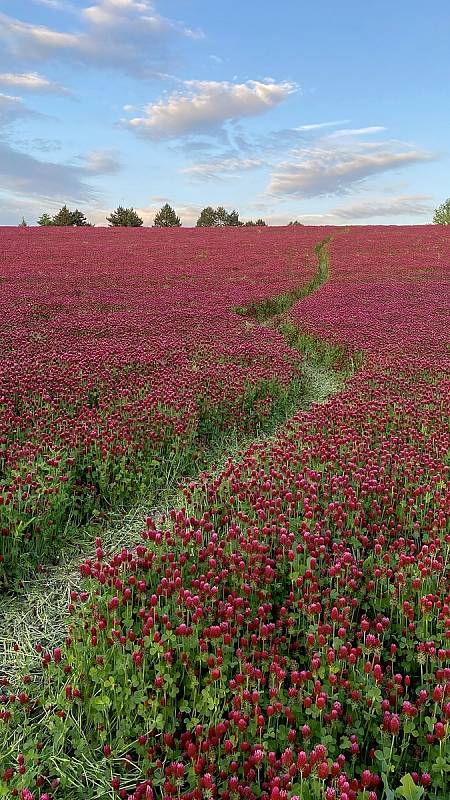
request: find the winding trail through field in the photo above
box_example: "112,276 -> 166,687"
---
0,233 -> 359,683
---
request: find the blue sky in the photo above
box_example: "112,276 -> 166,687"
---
0,0 -> 448,225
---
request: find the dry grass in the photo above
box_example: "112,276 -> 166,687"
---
0,504 -> 150,686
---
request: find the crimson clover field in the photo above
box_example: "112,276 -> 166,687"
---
0,225 -> 449,800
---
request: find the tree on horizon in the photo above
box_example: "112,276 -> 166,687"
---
196,206 -> 216,227
37,213 -> 54,226
196,206 -> 243,227
433,198 -> 450,225
37,206 -> 91,226
153,203 -> 181,227
53,206 -> 91,226
107,206 -> 144,227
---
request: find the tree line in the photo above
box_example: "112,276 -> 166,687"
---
25,204 -> 272,228
19,198 -> 450,227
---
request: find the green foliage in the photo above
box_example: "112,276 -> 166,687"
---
288,220 -> 304,226
244,218 -> 267,226
106,206 -> 143,227
153,203 -> 181,227
196,206 -> 216,226
37,206 -> 92,227
196,206 -> 243,227
18,217 -> 27,227
218,207 -> 241,226
69,209 -> 91,227
235,236 -> 331,322
394,774 -> 424,800
433,198 -> 450,225
52,206 -> 91,226
52,206 -> 74,226
37,213 -> 53,226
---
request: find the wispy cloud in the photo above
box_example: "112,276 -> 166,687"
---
126,79 -> 296,140
329,194 -> 434,220
327,126 -> 387,138
0,71 -> 71,95
0,142 -> 123,207
182,156 -> 264,181
0,95 -> 117,205
78,149 -> 122,175
11,137 -> 62,153
292,195 -> 434,224
0,2 -> 199,76
0,140 -> 94,201
267,139 -> 436,198
0,14 -> 80,59
295,120 -> 350,132
0,92 -> 44,125
32,0 -> 75,9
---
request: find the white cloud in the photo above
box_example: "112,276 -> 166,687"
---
267,140 -> 436,198
329,194 -> 434,220
225,194 -> 434,226
0,71 -> 71,95
0,141 -> 127,221
286,195 -> 434,225
0,140 -> 94,201
79,149 -> 122,174
0,15 -> 81,59
0,96 -> 115,208
126,79 -> 296,139
295,120 -> 350,132
0,193 -> 53,226
0,2 -> 199,75
32,0 -> 75,9
12,137 -> 62,153
182,156 -> 264,181
0,92 -> 43,125
82,0 -> 172,31
327,126 -> 387,138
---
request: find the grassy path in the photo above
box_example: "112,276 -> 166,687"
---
0,234 -> 360,685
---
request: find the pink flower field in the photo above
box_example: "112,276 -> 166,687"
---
0,226 -> 327,578
0,225 -> 449,800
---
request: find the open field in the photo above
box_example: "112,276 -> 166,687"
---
0,226 -> 330,581
0,226 -> 449,799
